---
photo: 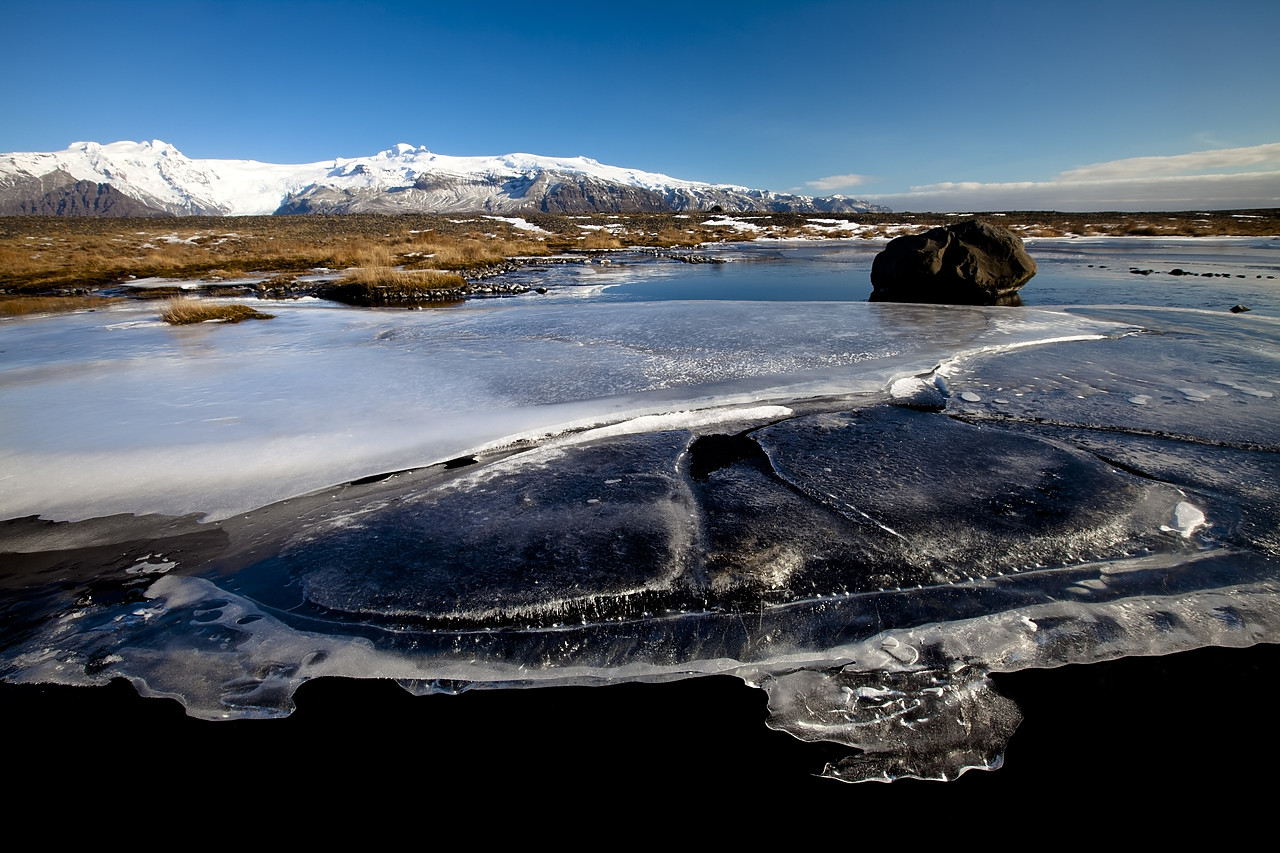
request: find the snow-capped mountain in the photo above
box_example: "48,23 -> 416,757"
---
0,140 -> 888,216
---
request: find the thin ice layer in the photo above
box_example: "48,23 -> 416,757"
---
289,432 -> 698,624
942,307 -> 1280,450
755,407 -> 1191,588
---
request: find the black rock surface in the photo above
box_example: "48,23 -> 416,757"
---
870,219 -> 1037,305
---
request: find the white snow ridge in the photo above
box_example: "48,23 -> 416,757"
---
0,140 -> 887,216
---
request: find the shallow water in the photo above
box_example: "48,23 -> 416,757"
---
1,237 -> 1277,783
513,236 -> 1280,309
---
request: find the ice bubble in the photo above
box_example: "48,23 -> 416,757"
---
1216,379 -> 1273,398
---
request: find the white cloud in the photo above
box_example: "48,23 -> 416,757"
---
1057,143 -> 1280,181
860,144 -> 1280,212
804,173 -> 870,192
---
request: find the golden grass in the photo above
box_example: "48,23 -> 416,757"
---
576,230 -> 625,250
0,216 -> 565,290
400,235 -> 553,269
0,295 -> 118,317
160,299 -> 275,325
337,267 -> 466,290
653,227 -> 702,247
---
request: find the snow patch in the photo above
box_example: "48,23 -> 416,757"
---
702,216 -> 763,233
484,216 -> 550,234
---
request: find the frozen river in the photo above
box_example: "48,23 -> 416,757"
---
2,236 -> 1277,782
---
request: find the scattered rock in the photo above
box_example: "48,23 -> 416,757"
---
315,281 -> 466,306
869,220 -> 1036,306
635,247 -> 728,264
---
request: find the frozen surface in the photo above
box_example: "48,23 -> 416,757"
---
0,296 -> 1119,521
1,239 -> 1278,783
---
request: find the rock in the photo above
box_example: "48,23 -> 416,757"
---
869,220 -> 1036,306
0,169 -> 174,217
1230,304 -> 1251,313
888,375 -> 948,412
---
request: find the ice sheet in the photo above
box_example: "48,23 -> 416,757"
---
2,240 -> 1278,784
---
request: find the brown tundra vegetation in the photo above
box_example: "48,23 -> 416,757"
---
1,210 -> 1276,310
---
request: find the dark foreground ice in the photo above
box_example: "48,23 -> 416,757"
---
2,238 -> 1277,782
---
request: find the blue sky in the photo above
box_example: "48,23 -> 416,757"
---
4,0 -> 1279,210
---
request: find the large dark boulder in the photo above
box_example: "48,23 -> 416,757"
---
870,220 -> 1036,305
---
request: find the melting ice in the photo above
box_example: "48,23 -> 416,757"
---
1,239 -> 1278,783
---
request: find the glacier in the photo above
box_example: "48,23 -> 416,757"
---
1,238 -> 1277,783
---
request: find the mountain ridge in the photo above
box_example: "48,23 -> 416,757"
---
0,140 -> 889,217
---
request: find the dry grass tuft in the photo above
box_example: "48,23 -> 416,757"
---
337,266 -> 465,290
161,299 -> 275,325
653,227 -> 702,247
577,230 -> 625,250
401,235 -> 552,270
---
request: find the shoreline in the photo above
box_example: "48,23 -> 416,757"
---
3,210 -> 1277,305
3,231 -> 1276,318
